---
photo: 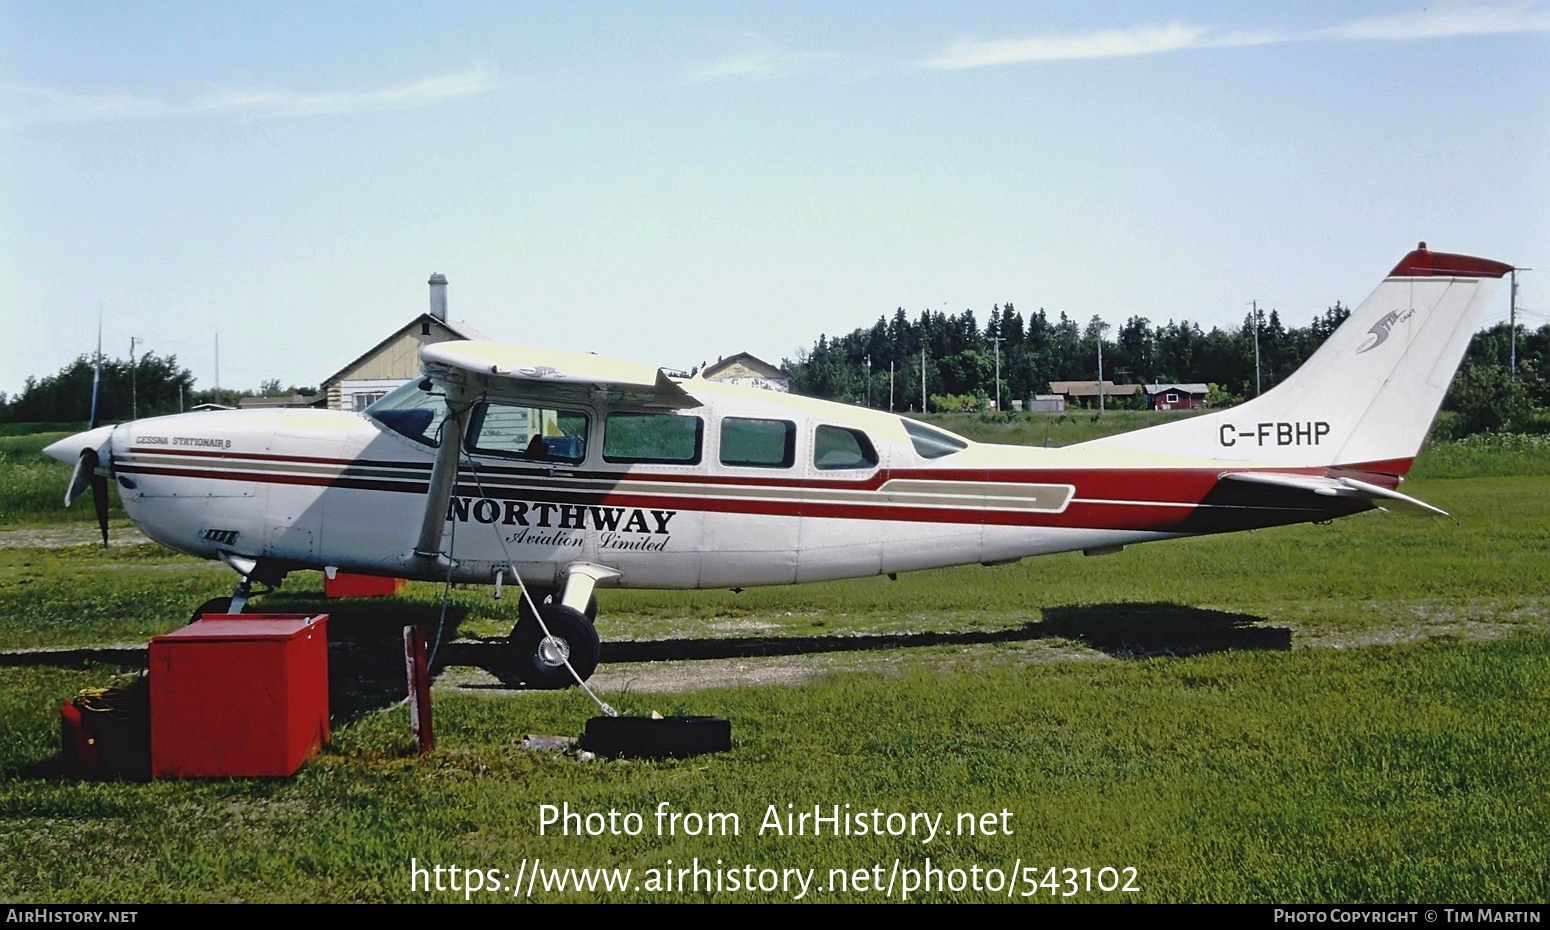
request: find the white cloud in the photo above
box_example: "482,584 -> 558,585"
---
920,3 -> 1550,69
683,48 -> 835,84
1315,3 -> 1550,41
926,22 -> 1222,68
0,67 -> 501,126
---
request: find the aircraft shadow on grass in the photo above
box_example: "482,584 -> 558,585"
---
3,599 -> 1288,778
442,600 -> 1291,689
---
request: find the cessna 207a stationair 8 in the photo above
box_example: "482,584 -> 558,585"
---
45,243 -> 1513,688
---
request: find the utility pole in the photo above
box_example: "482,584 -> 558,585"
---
920,347 -> 927,413
1509,267 -> 1531,380
993,335 -> 1002,412
864,354 -> 871,408
889,359 -> 894,412
130,336 -> 141,419
1092,318 -> 1110,414
1248,300 -> 1262,396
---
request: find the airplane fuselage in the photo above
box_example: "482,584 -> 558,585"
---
98,378 -> 1372,592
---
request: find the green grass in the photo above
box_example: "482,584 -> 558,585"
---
0,637 -> 1544,902
0,421 -> 85,438
1411,432 -> 1550,479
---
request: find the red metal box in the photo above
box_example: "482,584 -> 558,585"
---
324,572 -> 406,599
149,614 -> 329,778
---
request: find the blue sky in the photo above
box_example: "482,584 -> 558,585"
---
3,1 -> 1547,397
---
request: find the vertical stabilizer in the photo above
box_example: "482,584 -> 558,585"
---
1082,245 -> 1513,473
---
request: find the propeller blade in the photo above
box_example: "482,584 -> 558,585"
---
65,448 -> 98,508
91,472 -> 110,548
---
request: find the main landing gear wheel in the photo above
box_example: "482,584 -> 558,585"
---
518,587 -> 597,623
511,603 -> 600,690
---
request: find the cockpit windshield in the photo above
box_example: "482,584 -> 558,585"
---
363,379 -> 449,447
900,418 -> 969,459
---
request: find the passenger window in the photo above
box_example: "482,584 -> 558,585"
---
814,425 -> 878,470
720,417 -> 795,468
603,412 -> 703,464
467,403 -> 588,464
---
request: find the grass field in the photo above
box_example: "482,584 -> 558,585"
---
0,420 -> 1546,903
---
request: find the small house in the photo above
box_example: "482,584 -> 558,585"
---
1047,380 -> 1142,409
1145,383 -> 1211,411
701,353 -> 790,393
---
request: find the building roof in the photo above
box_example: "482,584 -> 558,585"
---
1144,383 -> 1212,395
236,394 -> 324,409
319,314 -> 486,390
1048,380 -> 1142,397
701,352 -> 789,381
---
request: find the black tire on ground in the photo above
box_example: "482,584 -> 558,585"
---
582,715 -> 732,759
190,597 -> 238,623
510,603 -> 601,689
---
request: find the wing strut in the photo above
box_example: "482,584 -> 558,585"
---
413,393 -> 473,565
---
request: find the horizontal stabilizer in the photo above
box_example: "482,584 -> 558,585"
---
1220,471 -> 1448,517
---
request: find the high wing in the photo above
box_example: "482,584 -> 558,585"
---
1218,471 -> 1449,517
419,342 -> 701,410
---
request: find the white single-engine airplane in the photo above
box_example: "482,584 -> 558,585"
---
45,244 -> 1513,688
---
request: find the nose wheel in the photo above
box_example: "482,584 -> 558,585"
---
511,603 -> 600,689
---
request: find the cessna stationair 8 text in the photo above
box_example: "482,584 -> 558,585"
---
45,244 -> 1514,687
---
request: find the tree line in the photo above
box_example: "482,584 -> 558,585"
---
780,303 -> 1550,432
0,354 -> 314,424
4,313 -> 1546,438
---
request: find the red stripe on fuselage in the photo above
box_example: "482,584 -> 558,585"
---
115,452 -> 1354,533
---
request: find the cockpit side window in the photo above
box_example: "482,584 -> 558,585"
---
467,402 -> 588,464
364,380 -> 448,447
901,418 -> 969,459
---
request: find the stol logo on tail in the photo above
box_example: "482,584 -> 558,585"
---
1356,307 -> 1418,354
